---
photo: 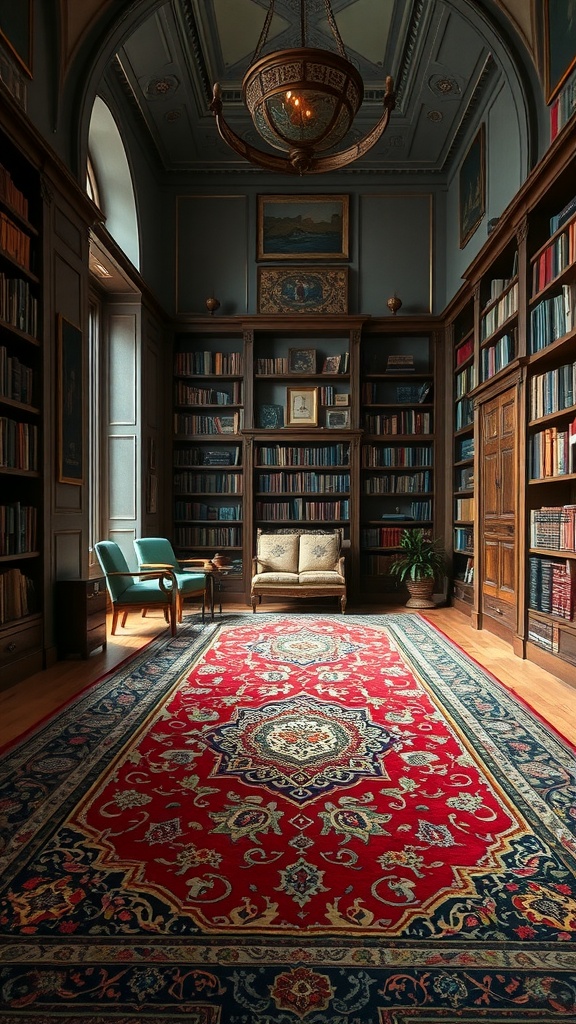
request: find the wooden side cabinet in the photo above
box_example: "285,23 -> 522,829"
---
56,578 -> 107,658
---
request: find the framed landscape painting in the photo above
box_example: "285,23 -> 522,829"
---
544,0 -> 576,102
459,124 -> 485,248
257,195 -> 349,260
257,266 -> 348,315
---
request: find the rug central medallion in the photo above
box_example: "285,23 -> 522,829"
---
245,627 -> 360,666
207,694 -> 399,802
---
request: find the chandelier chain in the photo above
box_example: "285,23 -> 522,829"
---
253,0 -> 276,61
323,0 -> 346,58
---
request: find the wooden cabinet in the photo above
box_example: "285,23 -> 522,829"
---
56,578 -> 107,658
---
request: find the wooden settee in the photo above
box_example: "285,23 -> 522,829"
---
250,528 -> 347,613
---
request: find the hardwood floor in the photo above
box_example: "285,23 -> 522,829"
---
1,604 -> 575,748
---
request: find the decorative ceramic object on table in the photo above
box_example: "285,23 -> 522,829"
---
205,296 -> 220,315
386,294 -> 402,315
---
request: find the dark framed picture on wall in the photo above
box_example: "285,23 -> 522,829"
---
544,0 -> 576,102
0,0 -> 33,77
459,124 -> 486,248
257,195 -> 349,260
57,315 -> 83,485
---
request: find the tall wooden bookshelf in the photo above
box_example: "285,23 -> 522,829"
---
460,117 -> 576,682
451,300 -> 475,613
170,316 -> 440,605
0,122 -> 43,684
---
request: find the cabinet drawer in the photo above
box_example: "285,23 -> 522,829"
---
0,619 -> 43,669
483,594 -> 516,630
86,589 -> 106,612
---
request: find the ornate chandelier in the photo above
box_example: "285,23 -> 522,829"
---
210,0 -> 395,175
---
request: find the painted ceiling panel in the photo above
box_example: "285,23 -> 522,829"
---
214,0 -> 289,70
331,0 -> 395,68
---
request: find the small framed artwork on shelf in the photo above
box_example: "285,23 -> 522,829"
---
257,194 -> 349,260
288,348 -> 317,373
459,124 -> 486,248
326,408 -> 350,429
258,403 -> 284,429
286,387 -> 318,426
334,393 -> 350,406
322,354 -> 341,374
257,266 -> 348,314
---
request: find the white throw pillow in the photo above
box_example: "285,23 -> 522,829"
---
257,534 -> 299,573
298,533 -> 340,573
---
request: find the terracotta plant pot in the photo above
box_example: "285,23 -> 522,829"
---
405,578 -> 436,609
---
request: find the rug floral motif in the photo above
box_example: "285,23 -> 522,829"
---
0,613 -> 575,1022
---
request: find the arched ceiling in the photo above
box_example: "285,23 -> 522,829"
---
63,0 -> 541,176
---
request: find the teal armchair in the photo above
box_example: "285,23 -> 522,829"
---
133,537 -> 209,622
95,540 -> 178,636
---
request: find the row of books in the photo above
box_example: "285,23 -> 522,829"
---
0,164 -> 29,220
530,359 -> 576,420
459,557 -> 474,584
530,505 -> 576,552
363,470 -> 431,493
532,220 -> 576,293
362,382 -> 432,404
457,436 -> 475,461
481,281 -> 518,340
174,502 -> 241,521
361,445 -> 433,467
256,472 -> 349,493
0,503 -> 37,555
0,273 -> 38,337
174,382 -> 242,405
173,472 -> 242,493
550,67 -> 576,141
455,336 -> 474,367
174,411 -> 243,436
407,500 -> 432,519
454,527 -> 473,552
0,568 -> 35,624
529,420 -> 576,479
174,527 -> 242,548
255,443 -> 350,467
362,553 -> 403,575
455,364 -> 475,397
550,189 -> 576,234
489,276 -> 514,300
175,351 -> 243,376
527,616 -> 560,652
0,211 -> 31,272
456,465 -> 474,490
455,496 -> 475,521
0,418 -> 38,470
481,331 -> 515,381
363,411 -> 431,435
528,556 -> 574,620
174,448 -> 242,467
361,526 -> 431,547
455,397 -> 474,430
530,285 -> 575,352
0,346 -> 34,405
255,500 -> 349,521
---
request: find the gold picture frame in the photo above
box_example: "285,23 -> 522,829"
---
257,266 -> 348,315
257,194 -> 349,260
286,387 -> 318,427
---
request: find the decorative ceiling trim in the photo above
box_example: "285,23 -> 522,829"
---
442,53 -> 496,171
180,0 -> 212,105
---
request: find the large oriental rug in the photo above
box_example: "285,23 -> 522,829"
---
1,614 -> 576,1023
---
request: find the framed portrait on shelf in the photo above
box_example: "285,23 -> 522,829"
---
257,266 -> 348,315
459,124 -> 485,248
288,348 -> 316,373
286,387 -> 318,427
544,0 -> 576,102
0,0 -> 33,77
57,315 -> 83,485
326,408 -> 350,429
322,354 -> 341,374
257,194 -> 349,260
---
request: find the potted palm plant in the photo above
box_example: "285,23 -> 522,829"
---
389,528 -> 446,608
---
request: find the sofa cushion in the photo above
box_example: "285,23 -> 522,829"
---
257,534 -> 299,573
298,533 -> 340,573
252,571 -> 299,585
298,570 -> 345,585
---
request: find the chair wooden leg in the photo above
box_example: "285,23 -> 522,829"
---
121,611 -> 128,627
112,609 -> 120,634
201,595 -> 205,623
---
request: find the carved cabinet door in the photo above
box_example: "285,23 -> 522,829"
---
479,386 -> 518,634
